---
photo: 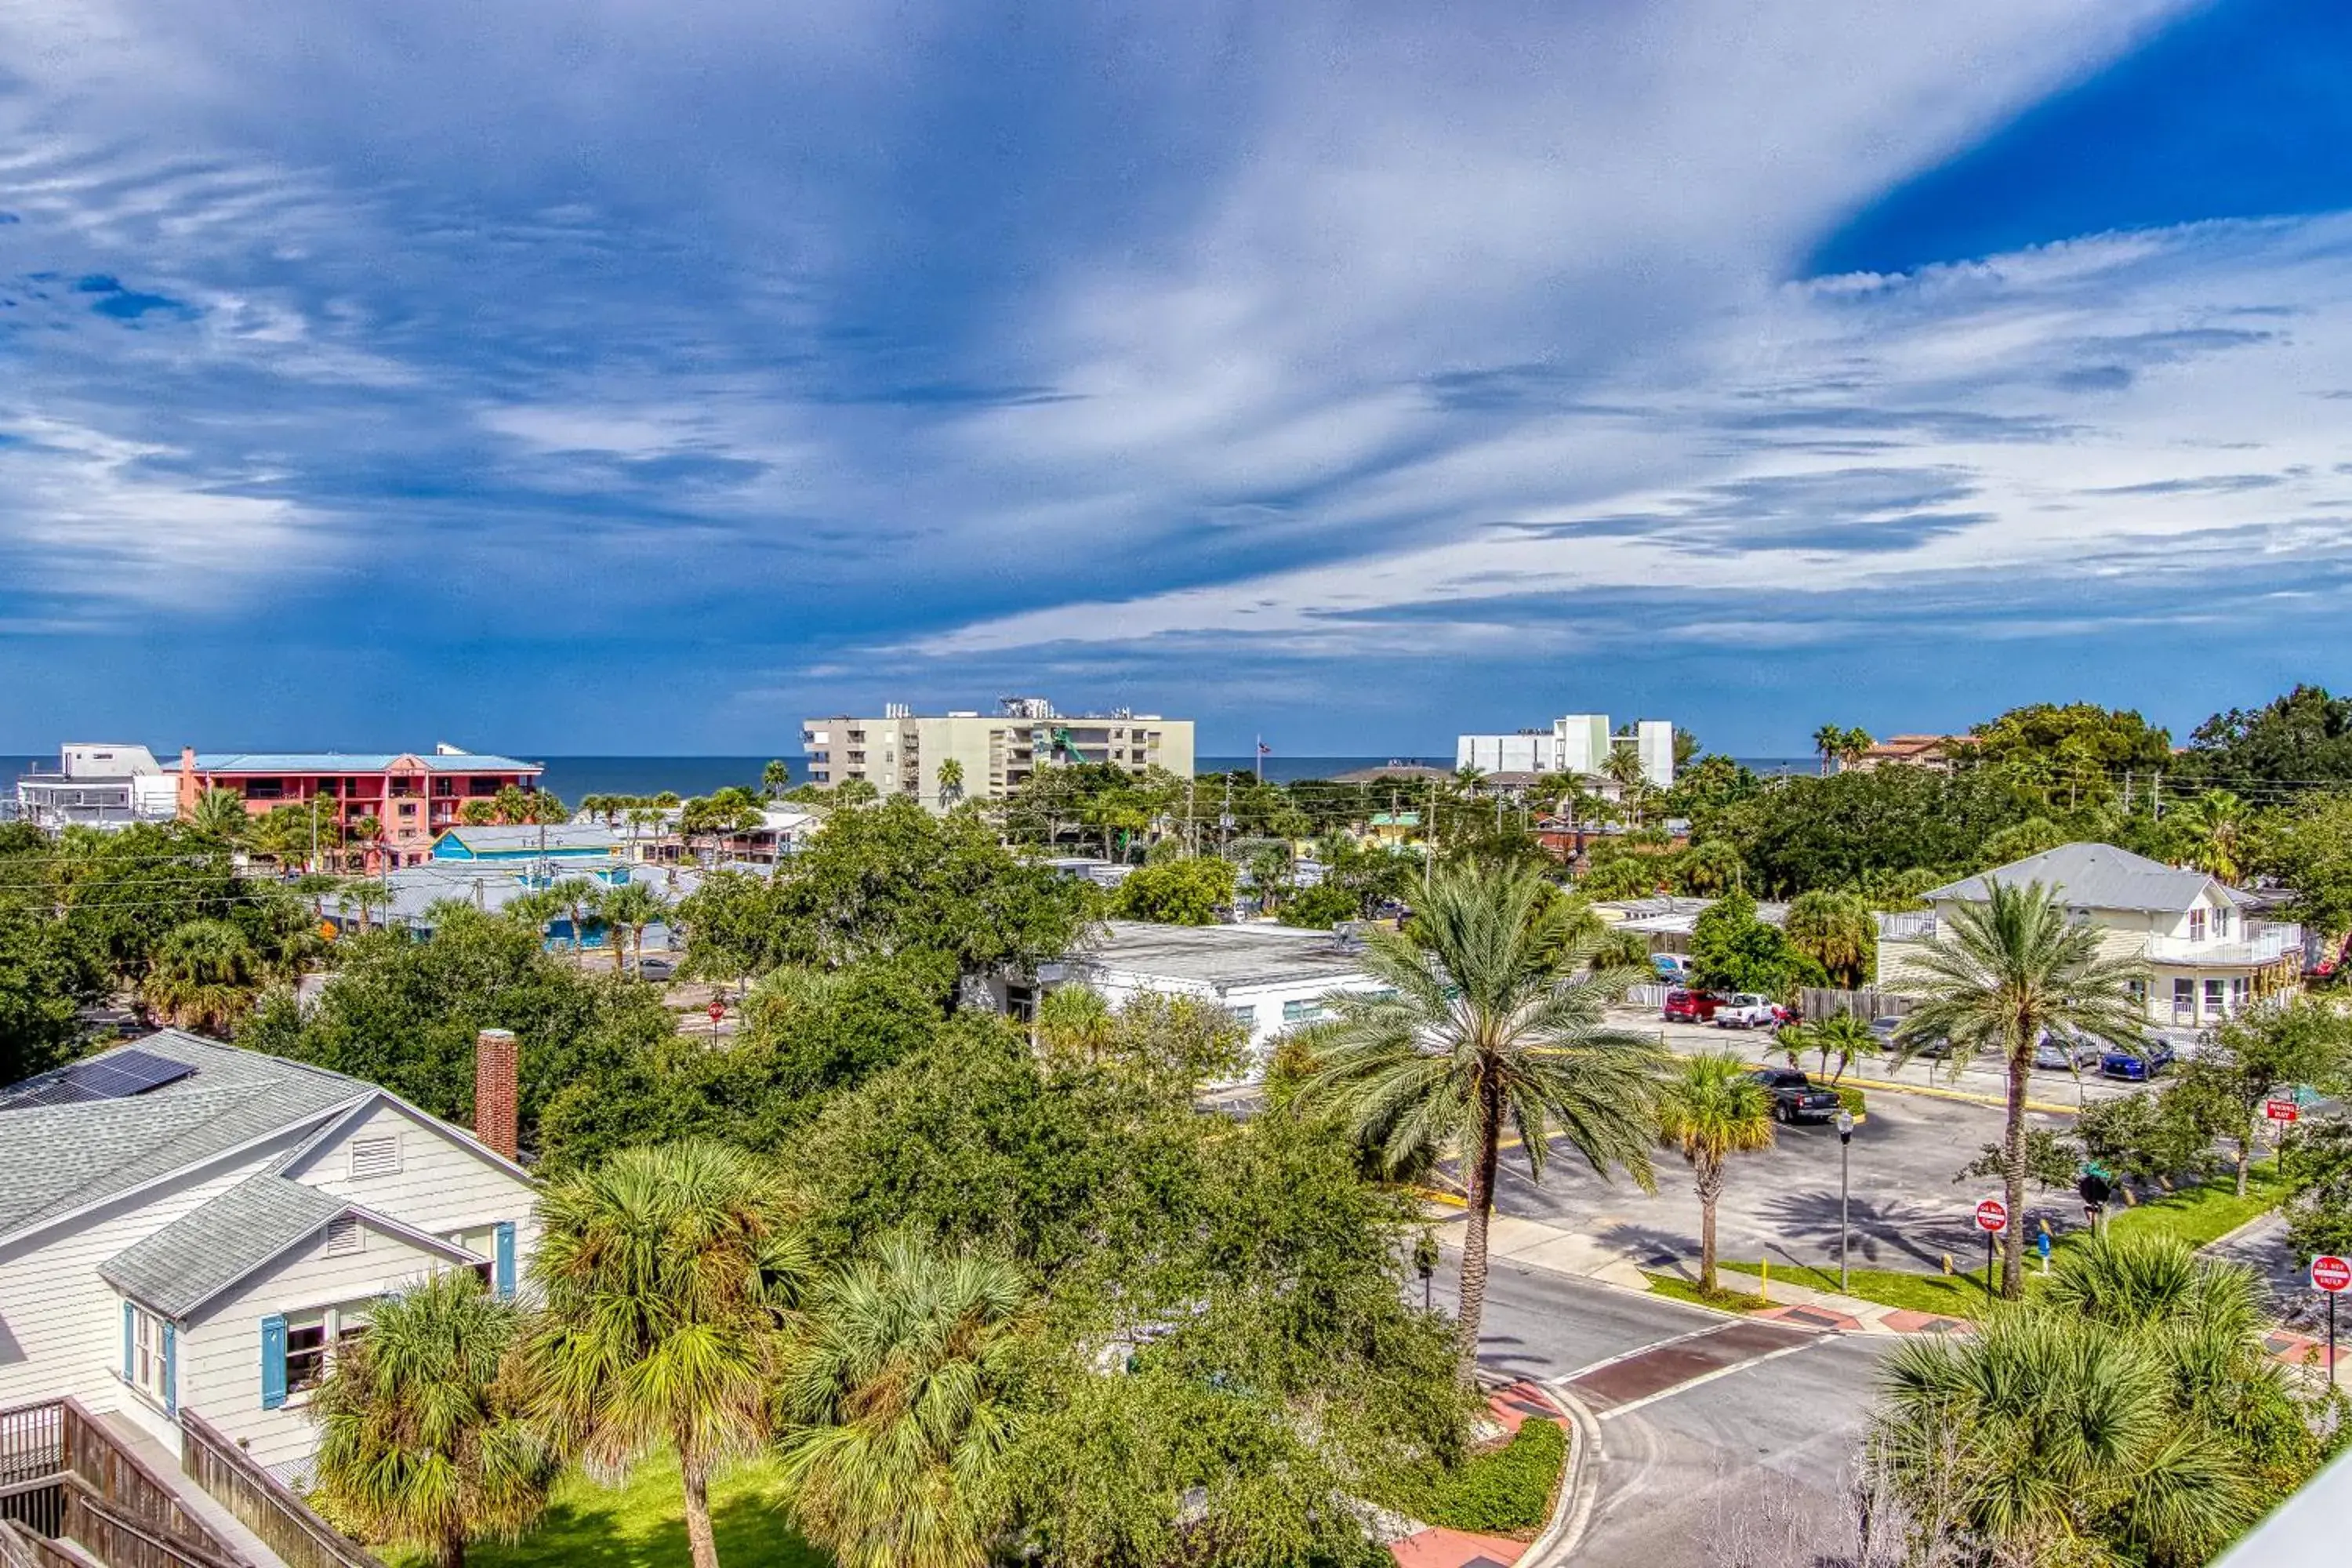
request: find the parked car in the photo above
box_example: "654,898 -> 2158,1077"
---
2101,1040 -> 2176,1081
1874,1014 -> 1952,1059
635,954 -> 677,982
1663,989 -> 1722,1024
1713,993 -> 1786,1029
1748,1067 -> 1844,1124
1651,953 -> 1694,983
2032,1029 -> 2104,1071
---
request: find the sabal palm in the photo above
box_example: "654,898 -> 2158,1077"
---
1299,863 -> 1665,1367
1802,1011 -> 1877,1083
523,1142 -> 809,1568
312,1272 -> 550,1568
597,880 -> 665,977
1894,880 -> 2145,1298
1656,1052 -> 1775,1292
2177,789 -> 2249,881
140,918 -> 260,1034
1872,1236 -> 2289,1567
777,1235 -> 1028,1568
546,878 -> 602,959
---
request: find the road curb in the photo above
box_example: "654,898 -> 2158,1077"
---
1523,1381 -> 1604,1567
1832,1073 -> 2081,1118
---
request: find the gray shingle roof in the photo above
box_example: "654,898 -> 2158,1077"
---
0,1033 -> 368,1239
98,1176 -> 350,1318
1925,842 -> 2236,914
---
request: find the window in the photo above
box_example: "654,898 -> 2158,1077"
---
348,1134 -> 401,1178
2205,978 -> 2225,1015
448,1225 -> 500,1289
1004,985 -> 1037,1023
1224,1004 -> 1258,1033
285,1316 -> 329,1393
2189,909 -> 2207,942
1281,999 -> 1327,1025
2173,978 -> 2195,1020
322,1215 -> 364,1256
2214,906 -> 2234,938
128,1305 -> 169,1402
2230,977 -> 2251,1012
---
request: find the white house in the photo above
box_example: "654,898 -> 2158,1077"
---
987,920 -> 1392,1083
1876,842 -> 2303,1029
0,1029 -> 539,1483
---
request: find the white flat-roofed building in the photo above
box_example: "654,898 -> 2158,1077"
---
14,745 -> 179,829
980,920 -> 1390,1083
1454,713 -> 1675,789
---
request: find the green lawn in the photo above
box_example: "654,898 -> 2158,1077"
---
1718,1258 -> 1993,1318
1641,1271 -> 1773,1313
384,1455 -> 827,1568
1706,1171 -> 2292,1321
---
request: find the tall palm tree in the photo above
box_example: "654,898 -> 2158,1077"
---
935,758 -> 964,808
1797,1010 -> 1877,1083
1298,863 -> 1665,1368
188,786 -> 250,842
335,877 -> 391,935
523,1142 -> 809,1568
1654,1052 -> 1775,1293
777,1235 -> 1029,1568
1811,724 -> 1844,775
312,1272 -> 552,1568
546,877 -> 603,960
597,880 -> 665,978
1893,880 -> 2146,1298
140,919 -> 261,1034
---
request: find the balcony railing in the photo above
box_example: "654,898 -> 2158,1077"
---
1875,911 -> 1939,941
0,1398 -> 245,1568
2146,923 -> 2303,967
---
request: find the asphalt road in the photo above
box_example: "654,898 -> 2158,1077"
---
1447,1249 -> 1893,1568
1474,1071 -> 2087,1283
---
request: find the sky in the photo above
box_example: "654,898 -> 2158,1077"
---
5,0 -> 2352,757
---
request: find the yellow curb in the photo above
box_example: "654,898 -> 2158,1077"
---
1410,1185 -> 1468,1210
1836,1073 -> 2080,1117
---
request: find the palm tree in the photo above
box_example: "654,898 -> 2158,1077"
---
1811,724 -> 1845,775
1655,1052 -> 1775,1293
492,785 -> 534,826
335,877 -> 391,935
1298,863 -> 1666,1368
1838,727 -> 1875,768
1893,880 -> 2147,1298
546,877 -> 602,960
1033,984 -> 1116,1064
1870,1234 -> 2300,1567
524,1142 -> 809,1568
1781,888 -> 1875,989
312,1272 -> 552,1568
140,919 -> 261,1034
777,1235 -> 1028,1568
761,759 -> 790,798
1798,1010 -> 1877,1083
459,799 -> 499,827
2176,789 -> 2249,881
189,786 -> 249,842
597,880 -> 665,978
935,758 -> 965,808
503,886 -> 568,948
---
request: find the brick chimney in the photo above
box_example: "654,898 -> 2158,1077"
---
474,1029 -> 519,1160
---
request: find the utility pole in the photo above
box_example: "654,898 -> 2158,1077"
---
1425,779 -> 1436,895
2153,771 -> 2164,821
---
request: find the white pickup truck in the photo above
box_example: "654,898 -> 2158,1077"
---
1711,993 -> 1786,1029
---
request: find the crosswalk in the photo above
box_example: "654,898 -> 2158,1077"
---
1557,1317 -> 1825,1420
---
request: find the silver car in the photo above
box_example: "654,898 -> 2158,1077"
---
2033,1030 -> 2103,1071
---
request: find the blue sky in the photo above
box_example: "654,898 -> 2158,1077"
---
5,0 -> 2352,757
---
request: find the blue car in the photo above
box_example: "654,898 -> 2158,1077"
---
2100,1041 -> 2175,1081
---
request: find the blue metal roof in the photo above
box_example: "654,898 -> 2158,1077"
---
187,752 -> 540,774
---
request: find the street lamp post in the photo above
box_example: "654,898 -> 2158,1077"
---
1835,1108 -> 1856,1294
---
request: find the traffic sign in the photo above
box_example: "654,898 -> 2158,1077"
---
2313,1256 -> 2352,1294
2265,1099 -> 2301,1123
707,1000 -> 726,1024
1974,1198 -> 2009,1234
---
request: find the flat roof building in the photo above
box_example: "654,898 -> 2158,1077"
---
13,745 -> 179,829
801,699 -> 1194,811
175,746 -> 543,869
1456,714 -> 1675,789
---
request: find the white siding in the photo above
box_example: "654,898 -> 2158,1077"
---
0,1127 -> 321,1414
281,1100 -> 539,1265
177,1221 -> 462,1476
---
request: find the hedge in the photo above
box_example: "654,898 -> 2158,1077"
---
1420,1417 -> 1566,1534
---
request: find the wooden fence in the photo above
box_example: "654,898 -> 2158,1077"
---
0,1399 -> 243,1568
179,1414 -> 378,1568
1796,987 -> 1913,1023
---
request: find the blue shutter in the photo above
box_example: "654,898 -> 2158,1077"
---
162,1323 -> 177,1418
260,1316 -> 288,1410
494,1221 -> 517,1300
121,1301 -> 133,1385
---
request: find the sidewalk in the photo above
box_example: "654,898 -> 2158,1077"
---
1461,1211 -> 1972,1337
1384,1378 -> 1579,1568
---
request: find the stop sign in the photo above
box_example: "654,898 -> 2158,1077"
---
1974,1198 -> 2009,1234
2313,1256 -> 2352,1294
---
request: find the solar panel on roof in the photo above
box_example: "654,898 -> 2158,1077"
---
0,1047 -> 195,1111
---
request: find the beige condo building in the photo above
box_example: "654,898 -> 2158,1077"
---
800,699 -> 1195,811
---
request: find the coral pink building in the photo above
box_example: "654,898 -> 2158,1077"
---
175,748 -> 543,868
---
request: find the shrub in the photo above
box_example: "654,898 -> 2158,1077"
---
1834,1086 -> 1867,1119
1420,1417 -> 1566,1534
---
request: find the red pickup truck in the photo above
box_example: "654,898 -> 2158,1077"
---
1662,989 -> 1722,1023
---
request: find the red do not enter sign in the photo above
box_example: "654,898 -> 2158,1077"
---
2314,1255 -> 2352,1294
1974,1199 -> 2009,1234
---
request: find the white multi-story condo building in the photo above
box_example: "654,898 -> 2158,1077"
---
1455,714 -> 1675,789
801,698 -> 1196,811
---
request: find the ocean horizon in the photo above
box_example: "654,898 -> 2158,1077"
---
4,752 -> 1823,803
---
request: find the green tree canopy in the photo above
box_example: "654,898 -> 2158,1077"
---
1112,855 -> 1236,926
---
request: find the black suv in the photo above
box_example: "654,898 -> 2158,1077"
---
1749,1067 -> 1844,1124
